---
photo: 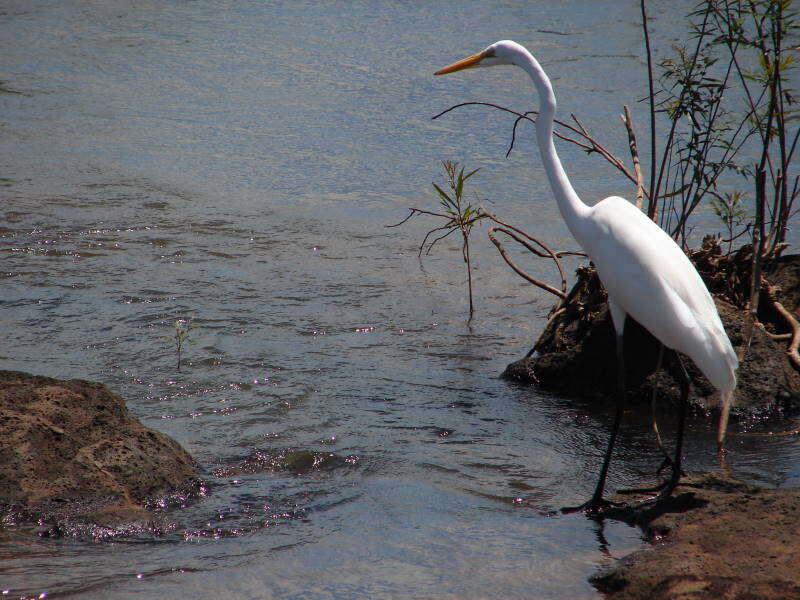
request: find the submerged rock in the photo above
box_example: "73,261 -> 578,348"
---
212,447 -> 344,478
0,371 -> 200,536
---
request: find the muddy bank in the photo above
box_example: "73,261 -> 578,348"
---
505,252 -> 800,418
593,473 -> 800,599
0,371 -> 201,537
505,297 -> 800,415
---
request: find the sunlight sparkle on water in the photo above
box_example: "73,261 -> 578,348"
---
2,2 -> 798,599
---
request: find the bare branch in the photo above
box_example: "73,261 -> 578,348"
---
420,225 -> 456,257
640,0 -> 658,219
488,227 -> 567,299
756,322 -> 791,341
482,209 -> 578,295
764,284 -> 800,372
385,209 -> 418,228
570,113 -> 632,182
621,105 -> 645,211
386,207 -> 451,228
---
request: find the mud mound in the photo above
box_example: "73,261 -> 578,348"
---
504,252 -> 800,417
505,297 -> 799,415
593,473 -> 800,600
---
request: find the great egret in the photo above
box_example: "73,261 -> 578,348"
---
434,40 -> 738,511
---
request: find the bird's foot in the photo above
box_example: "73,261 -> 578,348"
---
617,475 -> 679,495
655,456 -> 687,478
560,495 -> 621,515
627,477 -> 681,510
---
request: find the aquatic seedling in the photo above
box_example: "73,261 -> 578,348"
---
388,160 -> 484,318
390,159 -> 576,320
163,314 -> 198,372
433,160 -> 481,317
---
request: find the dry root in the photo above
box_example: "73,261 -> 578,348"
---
762,284 -> 800,372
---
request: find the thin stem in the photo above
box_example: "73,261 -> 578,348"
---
641,0 -> 658,219
462,230 -> 474,317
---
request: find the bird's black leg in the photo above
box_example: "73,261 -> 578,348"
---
593,331 -> 627,503
651,343 -> 675,474
562,332 -> 626,514
656,350 -> 689,499
619,347 -> 689,498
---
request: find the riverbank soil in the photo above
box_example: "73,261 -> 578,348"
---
0,371 -> 199,536
593,473 -> 800,599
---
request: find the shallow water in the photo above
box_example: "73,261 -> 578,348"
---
1,1 -> 798,598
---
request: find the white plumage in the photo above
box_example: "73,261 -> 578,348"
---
435,40 -> 738,508
585,195 -> 737,395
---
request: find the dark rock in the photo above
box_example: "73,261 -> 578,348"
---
0,371 -> 200,535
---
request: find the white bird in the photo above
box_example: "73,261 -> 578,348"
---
434,40 -> 738,511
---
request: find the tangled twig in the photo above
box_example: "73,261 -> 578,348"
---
388,207 -> 474,257
482,209 -> 581,299
432,102 -> 644,193
487,227 -> 567,300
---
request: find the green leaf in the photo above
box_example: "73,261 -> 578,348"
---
432,182 -> 451,204
659,182 -> 693,199
462,167 -> 481,182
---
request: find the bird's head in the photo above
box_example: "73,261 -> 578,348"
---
434,40 -> 527,75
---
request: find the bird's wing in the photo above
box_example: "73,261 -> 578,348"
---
584,197 -> 737,390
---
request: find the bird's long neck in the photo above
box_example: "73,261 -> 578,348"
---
518,51 -> 590,235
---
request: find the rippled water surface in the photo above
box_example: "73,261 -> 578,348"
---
2,1 -> 799,598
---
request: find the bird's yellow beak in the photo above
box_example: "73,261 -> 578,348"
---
434,48 -> 493,76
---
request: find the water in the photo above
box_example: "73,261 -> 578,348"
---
2,1 -> 798,598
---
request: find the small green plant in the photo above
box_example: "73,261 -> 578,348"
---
709,190 -> 749,253
391,160 -> 573,319
433,160 -> 481,316
388,160 -> 485,318
163,314 -> 198,371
